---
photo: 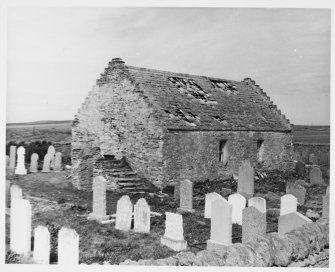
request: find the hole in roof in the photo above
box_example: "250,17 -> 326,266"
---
210,80 -> 238,94
166,106 -> 199,126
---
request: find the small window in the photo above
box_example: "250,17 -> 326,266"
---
257,140 -> 264,162
219,140 -> 228,163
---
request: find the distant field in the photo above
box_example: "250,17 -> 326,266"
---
6,121 -> 330,144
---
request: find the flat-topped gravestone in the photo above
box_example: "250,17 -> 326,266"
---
9,145 -> 17,169
322,186 -> 329,219
280,194 -> 297,216
10,184 -> 22,208
177,179 -> 195,214
15,146 -> 27,175
286,181 -> 306,205
88,176 -> 109,222
309,166 -> 323,184
115,195 -> 133,231
134,198 -> 150,233
54,152 -> 62,171
161,212 -> 187,251
237,160 -> 254,198
207,197 -> 232,251
242,206 -> 266,244
30,153 -> 39,173
278,212 -> 312,237
6,155 -> 9,168
42,153 -> 52,172
10,199 -> 32,256
205,192 -> 223,218
248,197 -> 266,213
228,193 -> 246,225
296,161 -> 306,176
58,227 -> 79,265
33,226 -> 50,264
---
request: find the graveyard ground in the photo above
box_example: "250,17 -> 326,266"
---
5,168 -> 328,265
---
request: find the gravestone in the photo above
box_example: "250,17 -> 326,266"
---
6,180 -> 10,208
177,179 -> 195,214
248,197 -> 266,213
58,227 -> 79,264
30,153 -> 39,173
280,194 -> 297,216
205,192 -> 223,218
308,153 -> 318,165
174,182 -> 180,201
10,199 -> 32,256
6,155 -> 9,168
242,206 -> 266,244
278,212 -> 312,237
237,160 -> 254,198
322,186 -> 329,219
286,181 -> 306,205
42,154 -> 52,172
207,197 -> 232,251
10,184 -> 22,208
54,152 -> 63,171
228,193 -> 246,225
161,212 -> 187,251
115,195 -> 133,231
47,145 -> 56,169
134,198 -> 150,233
33,226 -> 50,264
309,166 -> 323,184
15,146 -> 27,175
9,145 -> 17,169
295,161 -> 306,176
88,176 -> 109,222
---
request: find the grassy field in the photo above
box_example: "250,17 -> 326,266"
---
293,125 -> 330,144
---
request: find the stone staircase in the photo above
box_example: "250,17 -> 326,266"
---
93,155 -> 158,193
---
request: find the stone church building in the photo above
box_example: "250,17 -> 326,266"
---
71,58 -> 294,191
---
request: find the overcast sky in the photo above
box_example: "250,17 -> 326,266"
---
6,7 -> 330,125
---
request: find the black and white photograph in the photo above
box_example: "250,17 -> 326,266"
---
1,0 -> 333,269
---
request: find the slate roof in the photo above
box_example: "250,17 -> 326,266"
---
97,58 -> 292,132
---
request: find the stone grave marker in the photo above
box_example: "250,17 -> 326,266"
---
10,184 -> 22,208
47,145 -> 56,169
161,212 -> 187,251
207,197 -> 232,251
30,153 -> 39,173
9,145 -> 17,169
88,176 -> 109,222
33,226 -> 50,264
228,193 -> 246,225
278,212 -> 312,237
6,155 -> 9,168
309,166 -> 323,184
177,179 -> 195,214
248,197 -> 266,213
205,192 -> 223,218
10,199 -> 32,256
58,227 -> 79,265
42,153 -> 52,172
174,182 -> 180,201
286,181 -> 306,205
308,153 -> 318,165
237,160 -> 254,198
280,194 -> 297,216
242,206 -> 266,244
134,198 -> 150,233
15,146 -> 27,175
115,195 -> 133,231
295,161 -> 306,176
6,180 -> 10,208
54,152 -> 62,171
322,186 -> 329,219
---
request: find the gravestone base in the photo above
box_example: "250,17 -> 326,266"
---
41,169 -> 51,173
88,213 -> 111,223
206,240 -> 230,252
15,168 -> 27,175
177,207 -> 195,214
161,236 -> 187,251
29,169 -> 38,173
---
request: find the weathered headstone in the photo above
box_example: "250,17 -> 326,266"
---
309,165 -> 323,184
286,181 -> 306,205
280,194 -> 297,216
42,153 -> 52,173
322,186 -> 329,219
207,197 -> 232,251
30,153 -> 39,173
115,195 -> 133,231
6,180 -> 10,208
228,193 -> 246,225
10,199 -> 32,256
205,192 -> 223,218
88,176 -> 109,222
47,145 -> 56,169
295,161 -> 306,176
237,160 -> 254,198
308,153 -> 318,165
161,212 -> 187,251
134,198 -> 150,233
6,155 -> 9,168
9,145 -> 17,169
58,227 -> 79,265
10,184 -> 22,208
174,182 -> 180,201
177,179 -> 194,214
33,226 -> 50,264
248,197 -> 266,213
242,206 -> 266,244
15,146 -> 27,175
278,212 -> 312,237
54,152 -> 63,171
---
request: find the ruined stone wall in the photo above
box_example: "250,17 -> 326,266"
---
163,130 -> 294,185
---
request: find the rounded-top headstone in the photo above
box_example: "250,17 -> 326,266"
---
47,145 -> 55,156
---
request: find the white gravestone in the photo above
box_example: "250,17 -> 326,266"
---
58,227 -> 79,265
15,146 -> 27,175
205,192 -> 223,218
248,197 -> 266,213
42,153 -> 52,172
161,212 -> 187,251
54,152 -> 62,171
33,226 -> 50,264
10,199 -> 32,256
10,184 -> 22,208
9,145 -> 17,169
88,176 -> 109,222
228,193 -> 246,225
237,160 -> 255,198
47,145 -> 56,169
30,153 -> 39,173
115,195 -> 133,231
280,194 -> 297,216
207,197 -> 232,251
134,198 -> 151,233
6,155 -> 9,168
177,179 -> 195,214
